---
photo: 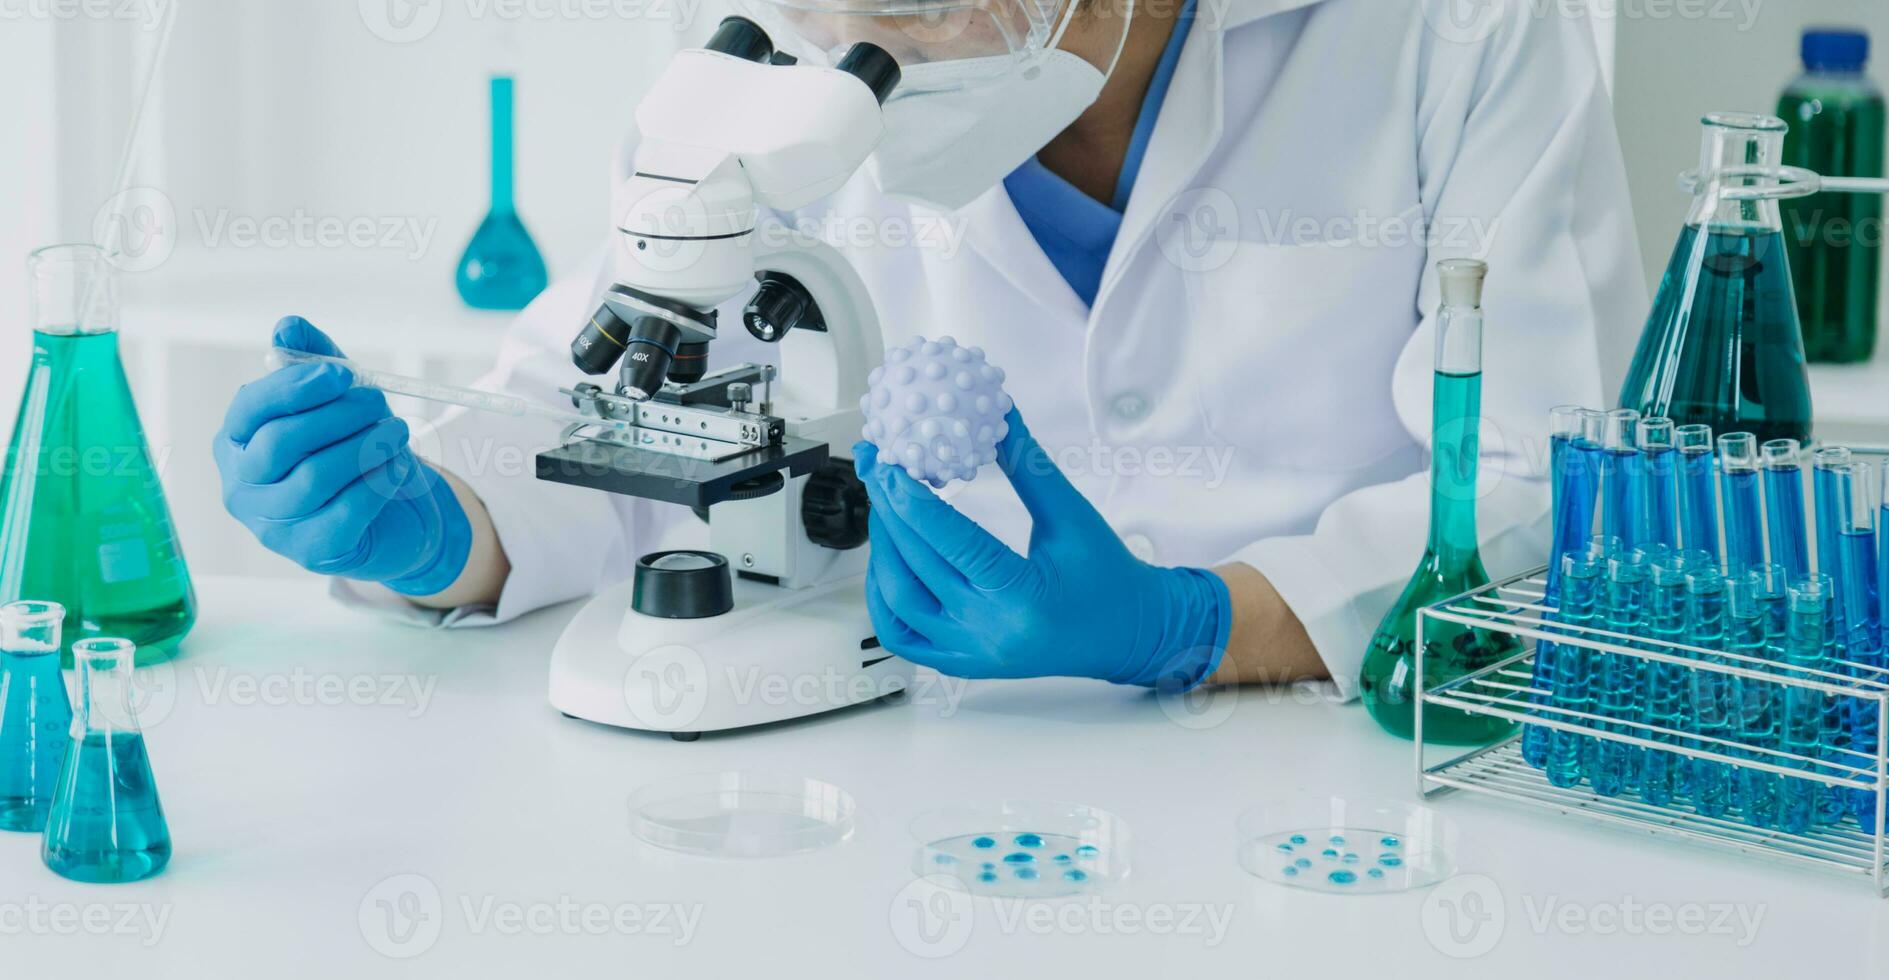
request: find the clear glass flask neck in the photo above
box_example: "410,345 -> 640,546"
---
70,639 -> 143,736
1687,112 -> 1790,234
28,244 -> 118,337
489,75 -> 516,215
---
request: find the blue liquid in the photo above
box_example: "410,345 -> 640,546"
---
1063,869 -> 1087,882
1547,563 -> 1604,788
1379,854 -> 1403,867
1780,605 -> 1831,834
1619,225 -> 1812,443
1014,833 -> 1044,848
1593,568 -> 1649,797
1814,463 -> 1847,591
1640,578 -> 1690,807
455,76 -> 548,311
1002,852 -> 1034,864
1525,435 -> 1602,769
41,731 -> 170,883
1765,463 -> 1810,580
1602,448 -> 1639,548
1075,845 -> 1099,858
1678,448 -> 1719,557
1722,469 -> 1765,572
1290,834 -> 1307,845
0,650 -> 72,832
1329,835 -> 1345,845
1731,605 -> 1782,828
1686,587 -> 1734,818
1838,528 -> 1884,827
1015,867 -> 1039,881
972,836 -> 996,848
1328,870 -> 1357,886
1380,836 -> 1401,848
979,871 -> 998,882
1636,446 -> 1680,550
1367,868 -> 1385,879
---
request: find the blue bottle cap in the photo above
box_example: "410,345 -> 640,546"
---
1803,29 -> 1869,72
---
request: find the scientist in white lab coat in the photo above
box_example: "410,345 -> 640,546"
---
214,0 -> 1646,694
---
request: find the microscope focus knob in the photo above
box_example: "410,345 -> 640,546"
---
802,459 -> 870,551
632,551 -> 735,619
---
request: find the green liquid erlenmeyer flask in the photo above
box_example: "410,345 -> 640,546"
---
0,244 -> 195,666
1360,259 -> 1521,745
1619,113 -> 1814,444
456,75 -> 548,310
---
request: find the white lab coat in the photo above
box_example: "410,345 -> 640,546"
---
339,0 -> 1647,694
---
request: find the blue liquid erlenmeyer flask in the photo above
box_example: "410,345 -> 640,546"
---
456,75 -> 549,310
0,601 -> 72,832
1619,113 -> 1814,444
42,637 -> 170,883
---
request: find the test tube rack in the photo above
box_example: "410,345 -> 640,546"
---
1415,566 -> 1889,895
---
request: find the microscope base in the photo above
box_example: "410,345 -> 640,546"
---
547,573 -> 911,736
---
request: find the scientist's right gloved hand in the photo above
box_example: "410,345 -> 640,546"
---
213,316 -> 472,596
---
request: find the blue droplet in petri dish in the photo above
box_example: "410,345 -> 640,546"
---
1294,858 -> 1311,869
1342,853 -> 1359,864
1075,845 -> 1100,859
1381,836 -> 1401,848
1015,833 -> 1045,848
1064,869 -> 1088,882
1277,843 -> 1295,853
979,871 -> 998,883
933,853 -> 956,865
1367,868 -> 1385,879
1328,870 -> 1357,886
1283,865 -> 1299,877
1054,854 -> 1073,863
1321,848 -> 1339,859
972,836 -> 996,849
1379,854 -> 1403,867
1289,834 -> 1307,845
1003,852 -> 1035,864
981,862 -> 996,871
1015,867 -> 1039,881
1329,835 -> 1346,845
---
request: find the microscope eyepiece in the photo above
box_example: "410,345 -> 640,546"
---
705,16 -> 773,63
836,43 -> 899,105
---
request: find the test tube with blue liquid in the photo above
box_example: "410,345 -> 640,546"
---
1813,447 -> 1854,596
1832,460 -> 1884,828
1719,434 -> 1765,573
1729,565 -> 1788,828
1524,406 -> 1603,770
1591,548 -> 1650,796
1599,410 -> 1641,548
1762,440 -> 1810,581
1640,547 -> 1698,807
1546,543 -> 1606,789
1780,575 -> 1836,834
1684,566 -> 1734,817
1635,418 -> 1680,550
1675,424 -> 1718,559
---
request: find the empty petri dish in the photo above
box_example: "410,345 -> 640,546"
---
629,771 -> 855,857
1237,797 -> 1457,895
912,801 -> 1127,899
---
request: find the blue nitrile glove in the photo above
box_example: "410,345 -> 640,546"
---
214,316 -> 472,596
855,409 -> 1232,690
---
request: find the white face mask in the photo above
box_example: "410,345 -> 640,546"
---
864,50 -> 1108,211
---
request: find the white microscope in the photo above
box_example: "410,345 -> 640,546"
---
540,18 -> 913,739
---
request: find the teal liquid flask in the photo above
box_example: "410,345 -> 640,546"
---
455,75 -> 549,310
1359,259 -> 1521,744
42,637 -> 170,883
0,601 -> 71,831
0,244 -> 195,666
1619,113 -> 1813,444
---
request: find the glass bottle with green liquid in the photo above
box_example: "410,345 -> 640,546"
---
1619,113 -> 1814,444
1779,28 -> 1884,364
0,244 -> 195,665
1360,259 -> 1521,744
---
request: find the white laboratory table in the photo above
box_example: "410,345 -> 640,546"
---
7,574 -> 1889,979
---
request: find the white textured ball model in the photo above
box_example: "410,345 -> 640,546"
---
859,335 -> 1013,488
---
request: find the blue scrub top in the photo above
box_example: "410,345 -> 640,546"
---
1003,0 -> 1197,307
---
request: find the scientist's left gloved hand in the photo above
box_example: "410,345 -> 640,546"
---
855,409 -> 1232,690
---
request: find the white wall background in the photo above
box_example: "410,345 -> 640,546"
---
0,0 -> 1880,580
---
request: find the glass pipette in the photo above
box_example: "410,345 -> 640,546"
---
266,348 -> 630,432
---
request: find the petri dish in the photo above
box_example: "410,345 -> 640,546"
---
912,801 -> 1128,899
629,771 -> 855,857
1237,796 -> 1458,895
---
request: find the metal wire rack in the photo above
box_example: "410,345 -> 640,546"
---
1415,566 -> 1889,894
